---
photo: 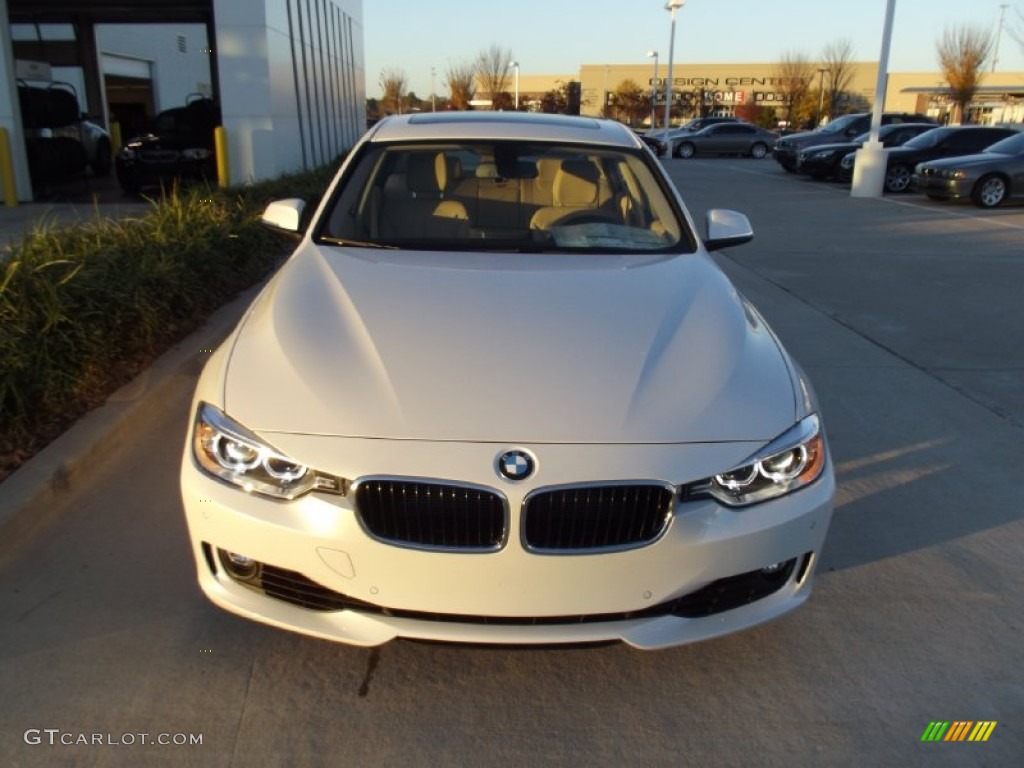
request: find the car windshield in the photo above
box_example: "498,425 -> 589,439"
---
317,141 -> 689,253
901,127 -> 951,149
984,131 -> 1024,155
850,124 -> 900,144
819,114 -> 860,135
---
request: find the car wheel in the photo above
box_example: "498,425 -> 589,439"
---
91,137 -> 112,177
750,142 -> 768,159
971,174 -> 1008,208
678,142 -> 695,159
884,164 -> 912,193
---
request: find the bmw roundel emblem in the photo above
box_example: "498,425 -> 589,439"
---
497,450 -> 535,481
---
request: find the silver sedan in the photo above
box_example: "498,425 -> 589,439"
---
674,123 -> 780,159
912,131 -> 1024,208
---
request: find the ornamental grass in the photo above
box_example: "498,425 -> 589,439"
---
0,160 -> 339,481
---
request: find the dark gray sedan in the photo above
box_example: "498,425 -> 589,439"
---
674,123 -> 780,159
912,131 -> 1024,208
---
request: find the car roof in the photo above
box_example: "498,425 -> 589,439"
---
366,111 -> 641,149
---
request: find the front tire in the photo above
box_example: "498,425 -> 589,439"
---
884,164 -> 912,193
972,174 -> 1008,208
750,142 -> 768,159
678,142 -> 695,159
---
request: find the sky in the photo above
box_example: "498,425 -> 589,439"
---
362,0 -> 1024,99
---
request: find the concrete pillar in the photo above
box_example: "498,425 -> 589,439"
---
211,0 -> 364,185
0,0 -> 33,201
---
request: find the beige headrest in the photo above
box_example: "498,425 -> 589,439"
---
553,160 -> 599,206
407,152 -> 447,194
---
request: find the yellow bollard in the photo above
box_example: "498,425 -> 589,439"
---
110,122 -> 122,155
0,127 -> 19,206
214,126 -> 230,187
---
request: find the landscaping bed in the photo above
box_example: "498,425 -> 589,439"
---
0,164 -> 338,482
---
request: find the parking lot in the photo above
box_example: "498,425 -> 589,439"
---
1,157 -> 1021,767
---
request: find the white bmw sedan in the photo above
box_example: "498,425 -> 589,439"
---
180,112 -> 834,650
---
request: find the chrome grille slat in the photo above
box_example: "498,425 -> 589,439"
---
355,479 -> 506,550
523,483 -> 674,551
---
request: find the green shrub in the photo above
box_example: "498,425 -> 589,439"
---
0,159 -> 341,479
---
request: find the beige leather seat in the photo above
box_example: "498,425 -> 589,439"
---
376,152 -> 469,239
528,159 -> 619,230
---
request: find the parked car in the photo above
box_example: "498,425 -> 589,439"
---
116,96 -> 220,193
18,81 -> 112,183
647,118 -> 741,157
774,112 -> 935,173
842,125 -> 1018,193
636,130 -> 667,156
674,122 -> 779,159
796,123 -> 936,180
180,111 -> 834,650
912,130 -> 1024,207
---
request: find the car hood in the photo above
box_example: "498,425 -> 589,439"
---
223,245 -> 797,443
802,141 -> 858,154
777,130 -> 835,148
917,152 -> 1004,170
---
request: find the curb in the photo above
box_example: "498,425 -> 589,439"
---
0,282 -> 264,552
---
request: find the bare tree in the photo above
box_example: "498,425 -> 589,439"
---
821,38 -> 856,119
379,67 -> 407,115
476,44 -> 515,107
936,24 -> 994,123
774,52 -> 816,129
446,61 -> 476,110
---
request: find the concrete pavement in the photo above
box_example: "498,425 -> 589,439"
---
1,158 -> 1022,766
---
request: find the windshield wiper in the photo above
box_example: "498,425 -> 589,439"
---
317,235 -> 398,249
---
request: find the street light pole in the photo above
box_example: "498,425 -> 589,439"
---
663,0 -> 685,133
510,61 -> 520,110
816,67 -> 827,126
992,4 -> 1010,72
647,50 -> 659,129
431,67 -> 436,112
851,0 -> 897,197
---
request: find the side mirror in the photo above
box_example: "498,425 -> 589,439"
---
703,209 -> 753,251
261,198 -> 306,237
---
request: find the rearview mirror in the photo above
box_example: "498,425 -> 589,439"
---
703,209 -> 753,251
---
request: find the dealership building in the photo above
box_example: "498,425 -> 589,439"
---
0,0 -> 366,202
511,61 -> 1024,127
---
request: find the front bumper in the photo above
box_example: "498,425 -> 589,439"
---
181,433 -> 835,650
797,153 -> 840,177
774,147 -> 799,169
911,173 -> 973,200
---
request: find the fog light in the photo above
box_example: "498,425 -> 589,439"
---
220,549 -> 260,580
760,561 -> 785,574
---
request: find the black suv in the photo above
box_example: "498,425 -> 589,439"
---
774,112 -> 935,172
116,97 -> 220,193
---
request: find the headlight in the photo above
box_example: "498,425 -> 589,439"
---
191,403 -> 345,500
705,414 -> 826,506
119,147 -> 137,160
809,150 -> 834,160
181,148 -> 213,161
941,169 -> 966,180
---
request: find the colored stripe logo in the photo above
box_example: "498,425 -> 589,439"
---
921,721 -> 997,742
